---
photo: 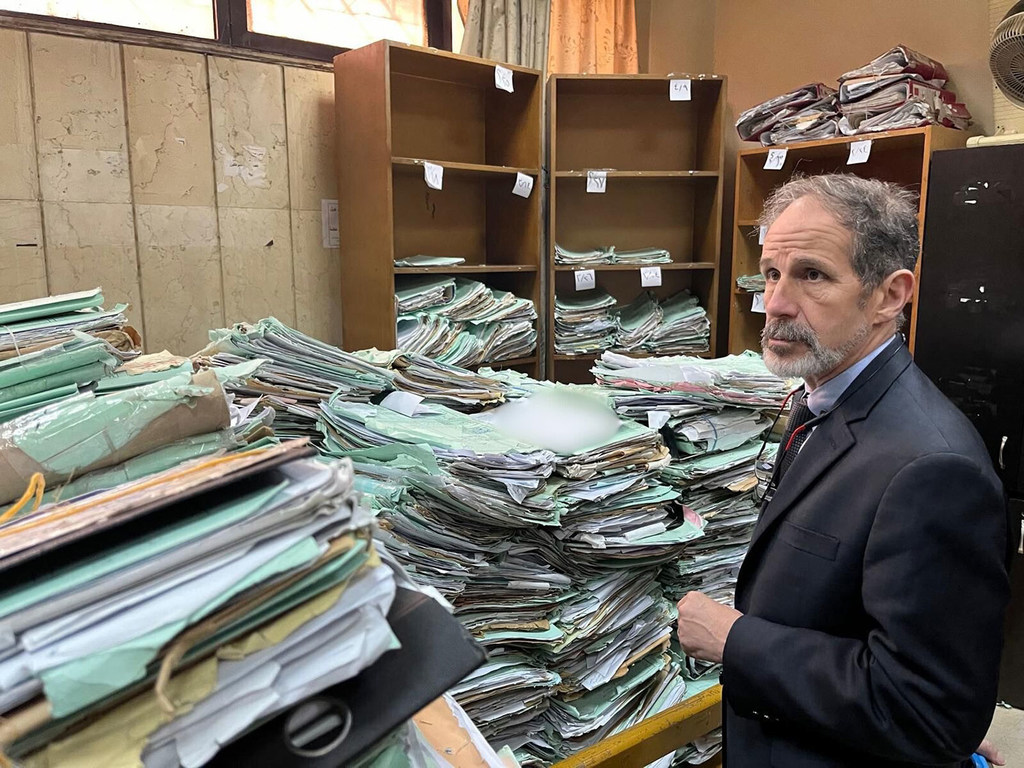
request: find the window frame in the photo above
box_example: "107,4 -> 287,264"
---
0,0 -> 453,61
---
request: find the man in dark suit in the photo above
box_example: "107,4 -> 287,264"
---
676,174 -> 1010,767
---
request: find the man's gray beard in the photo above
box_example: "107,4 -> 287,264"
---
761,319 -> 871,380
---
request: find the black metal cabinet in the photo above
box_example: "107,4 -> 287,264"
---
916,144 -> 1024,707
916,145 -> 1024,492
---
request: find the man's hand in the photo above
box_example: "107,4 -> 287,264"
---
676,591 -> 742,663
976,738 -> 1005,766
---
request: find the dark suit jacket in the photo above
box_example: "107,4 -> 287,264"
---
723,339 -> 1010,768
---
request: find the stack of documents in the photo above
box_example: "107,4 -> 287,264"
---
645,292 -> 711,355
554,245 -> 672,266
0,288 -> 140,360
554,244 -> 613,265
613,293 -> 663,351
593,350 -> 797,408
760,92 -> 840,145
837,46 -> 971,134
735,83 -> 835,143
396,277 -> 538,366
554,291 -> 618,355
318,383 -> 715,760
0,444 -> 403,768
0,333 -> 121,423
612,247 -> 672,265
394,254 -> 466,268
396,275 -> 457,313
736,274 -> 766,293
198,317 -> 394,442
583,354 -> 789,689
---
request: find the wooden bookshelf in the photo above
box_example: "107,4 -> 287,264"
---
728,125 -> 969,355
334,41 -> 543,377
547,74 -> 727,383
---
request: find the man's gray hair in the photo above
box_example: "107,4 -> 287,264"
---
759,174 -> 920,290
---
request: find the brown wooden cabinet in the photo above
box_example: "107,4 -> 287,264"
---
728,125 -> 968,356
334,41 -> 543,375
547,75 -> 727,383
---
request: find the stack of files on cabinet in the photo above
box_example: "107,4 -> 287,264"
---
611,247 -> 672,265
736,274 -> 766,293
554,291 -> 618,355
560,291 -> 710,357
395,277 -> 538,366
0,444 -> 401,767
613,293 -> 663,351
645,292 -> 711,355
554,244 -> 613,265
0,288 -> 140,359
760,90 -> 840,145
837,45 -> 970,134
553,245 -> 671,266
735,83 -> 835,143
393,254 -> 466,268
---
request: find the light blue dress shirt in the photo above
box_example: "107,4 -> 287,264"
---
805,335 -> 898,418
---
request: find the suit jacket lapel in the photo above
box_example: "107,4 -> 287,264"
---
738,338 -> 914,591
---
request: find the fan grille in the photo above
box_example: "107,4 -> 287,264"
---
992,12 -> 1024,108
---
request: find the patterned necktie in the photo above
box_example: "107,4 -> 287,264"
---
777,392 -> 813,483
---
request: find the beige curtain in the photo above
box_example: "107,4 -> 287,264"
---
458,0 -> 551,69
547,0 -> 638,74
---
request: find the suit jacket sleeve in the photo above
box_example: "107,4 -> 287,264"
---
722,452 -> 1009,763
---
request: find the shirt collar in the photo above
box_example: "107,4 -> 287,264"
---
805,335 -> 897,417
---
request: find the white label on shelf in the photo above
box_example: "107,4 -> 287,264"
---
752,292 -> 766,313
640,266 -> 662,287
669,78 -> 692,101
512,172 -> 534,198
847,139 -> 872,165
381,391 -> 425,417
423,161 -> 443,190
586,170 -> 607,193
575,269 -> 596,291
758,225 -> 767,245
764,148 -> 788,171
648,410 -> 671,430
495,65 -> 514,93
321,199 -> 339,248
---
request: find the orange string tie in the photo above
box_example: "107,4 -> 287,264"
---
0,473 -> 45,524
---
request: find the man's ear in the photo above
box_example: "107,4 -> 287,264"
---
873,269 -> 916,325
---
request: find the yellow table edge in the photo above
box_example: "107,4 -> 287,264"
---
551,684 -> 723,768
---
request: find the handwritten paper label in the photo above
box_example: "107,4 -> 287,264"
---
495,65 -> 514,93
752,292 -> 766,313
586,170 -> 607,193
847,139 -> 872,165
640,266 -> 662,287
512,172 -> 534,198
758,225 -> 767,245
423,162 -> 443,190
669,78 -> 692,101
575,269 -> 596,291
764,148 -> 788,171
